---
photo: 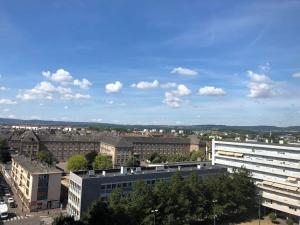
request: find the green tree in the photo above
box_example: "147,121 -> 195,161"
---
85,151 -> 98,169
126,156 -> 140,167
286,218 -> 294,225
268,212 -> 277,222
93,155 -> 113,170
37,150 -> 54,165
67,155 -> 88,171
81,200 -> 113,225
190,150 -> 205,161
0,150 -> 11,163
52,215 -> 84,225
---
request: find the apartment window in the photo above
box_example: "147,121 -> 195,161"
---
100,185 -> 105,190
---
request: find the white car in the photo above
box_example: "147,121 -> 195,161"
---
7,197 -> 14,204
4,192 -> 11,197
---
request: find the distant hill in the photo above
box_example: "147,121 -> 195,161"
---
0,117 -> 300,133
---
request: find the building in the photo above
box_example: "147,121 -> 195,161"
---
100,136 -> 192,168
67,162 -> 225,220
212,140 -> 300,221
8,130 -> 101,161
11,155 -> 62,212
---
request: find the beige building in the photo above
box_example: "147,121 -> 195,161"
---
100,135 -> 191,168
11,155 -> 62,212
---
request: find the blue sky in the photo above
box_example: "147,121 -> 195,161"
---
0,0 -> 300,126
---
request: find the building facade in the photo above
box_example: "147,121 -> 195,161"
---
11,155 -> 62,212
67,162 -> 225,220
212,140 -> 300,221
99,136 -> 193,167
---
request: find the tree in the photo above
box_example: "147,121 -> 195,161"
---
0,150 -> 11,163
67,155 -> 88,171
52,215 -> 84,225
85,151 -> 98,169
190,150 -> 205,161
126,156 -> 140,167
81,200 -> 113,225
268,212 -> 277,222
286,218 -> 294,225
37,150 -> 54,165
93,155 -> 113,170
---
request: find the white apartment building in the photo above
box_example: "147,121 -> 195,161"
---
212,140 -> 300,222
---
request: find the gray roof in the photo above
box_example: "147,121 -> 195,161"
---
38,134 -> 101,142
100,135 -> 133,148
123,136 -> 190,144
12,155 -> 62,174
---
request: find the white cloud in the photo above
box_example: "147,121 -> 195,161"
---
61,93 -> 91,100
247,71 -> 276,98
42,71 -> 51,78
198,86 -> 226,96
160,82 -> 177,89
163,92 -> 182,108
30,116 -> 41,120
171,67 -> 198,76
0,98 -> 17,105
131,80 -> 159,89
162,84 -> 191,108
73,78 -> 92,89
107,100 -> 114,104
8,114 -> 16,119
105,81 -> 122,93
292,72 -> 300,78
3,108 -> 9,112
45,69 -> 73,85
17,81 -> 72,101
64,106 -> 69,110
0,86 -> 7,91
174,84 -> 191,96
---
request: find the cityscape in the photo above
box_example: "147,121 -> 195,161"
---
0,1 -> 300,225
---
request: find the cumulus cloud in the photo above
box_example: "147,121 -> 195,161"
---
45,69 -> 73,85
292,72 -> 300,78
131,80 -> 159,89
0,99 -> 17,105
73,78 -> 92,89
8,114 -> 16,119
17,81 -> 72,100
174,84 -> 191,96
171,67 -> 198,76
64,106 -> 69,110
198,86 -> 226,96
163,92 -> 182,108
92,118 -> 103,122
160,82 -> 177,89
107,100 -> 114,104
105,81 -> 122,93
162,84 -> 191,108
247,71 -> 276,98
0,86 -> 7,91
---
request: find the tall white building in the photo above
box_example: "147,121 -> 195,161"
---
212,140 -> 300,222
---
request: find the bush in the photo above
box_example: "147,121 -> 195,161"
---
286,218 -> 294,225
67,155 -> 88,171
268,212 -> 277,222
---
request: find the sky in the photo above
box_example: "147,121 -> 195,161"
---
0,0 -> 300,126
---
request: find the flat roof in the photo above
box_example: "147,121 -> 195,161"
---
73,163 -> 225,179
12,155 -> 62,175
214,140 -> 300,149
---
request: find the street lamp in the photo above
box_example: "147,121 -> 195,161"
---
257,190 -> 262,225
151,209 -> 159,225
212,200 -> 217,225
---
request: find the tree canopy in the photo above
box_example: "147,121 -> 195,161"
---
37,150 -> 54,165
126,156 -> 140,167
92,155 -> 113,170
67,155 -> 88,171
54,168 -> 257,225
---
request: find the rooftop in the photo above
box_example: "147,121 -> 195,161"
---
12,155 -> 62,174
73,162 -> 224,179
214,140 -> 300,148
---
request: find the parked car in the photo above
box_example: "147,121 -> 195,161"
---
7,197 -> 14,204
4,191 -> 11,197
